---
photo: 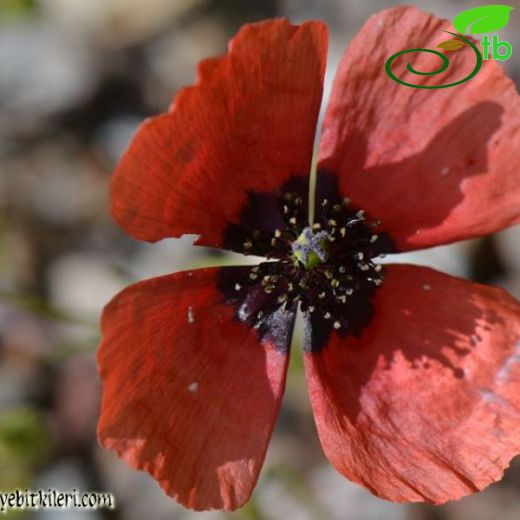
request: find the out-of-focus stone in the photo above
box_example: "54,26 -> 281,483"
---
309,465 -> 407,520
441,483 -> 520,520
145,18 -> 228,108
96,448 -> 226,520
53,354 -> 99,448
257,475 -> 318,520
383,242 -> 471,278
40,0 -> 204,47
128,235 -> 210,280
33,460 -> 102,520
496,225 -> 520,274
3,142 -> 108,226
94,115 -> 142,165
0,22 -> 96,129
47,253 -> 125,320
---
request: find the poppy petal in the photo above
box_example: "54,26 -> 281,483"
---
98,267 -> 296,510
318,6 -> 520,252
111,19 -> 327,249
304,264 -> 520,503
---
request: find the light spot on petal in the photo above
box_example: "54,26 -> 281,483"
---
440,167 -> 450,176
497,341 -> 520,382
478,388 -> 520,417
422,284 -> 431,291
187,306 -> 195,323
187,382 -> 199,393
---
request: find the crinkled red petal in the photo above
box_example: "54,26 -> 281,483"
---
98,267 -> 295,511
111,19 -> 327,249
318,6 -> 520,251
304,264 -> 520,503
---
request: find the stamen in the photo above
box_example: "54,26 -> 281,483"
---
228,191 -> 386,338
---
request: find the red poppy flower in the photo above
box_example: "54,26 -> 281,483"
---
98,6 -> 520,512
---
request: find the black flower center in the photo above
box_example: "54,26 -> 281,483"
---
220,176 -> 391,352
252,193 -> 382,323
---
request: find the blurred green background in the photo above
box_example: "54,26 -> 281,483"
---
0,0 -> 519,519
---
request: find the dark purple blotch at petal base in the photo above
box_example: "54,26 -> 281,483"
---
219,171 -> 398,353
218,266 -> 298,352
222,176 -> 309,258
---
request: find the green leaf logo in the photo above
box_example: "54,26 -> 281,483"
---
453,5 -> 514,34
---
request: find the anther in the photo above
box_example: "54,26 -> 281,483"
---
235,283 -> 242,291
340,227 -> 347,237
333,204 -> 342,213
274,229 -> 282,238
346,288 -> 354,295
312,223 -> 322,230
356,210 -> 365,218
370,235 -> 378,243
339,266 -> 346,274
342,197 -> 351,206
243,239 -> 253,249
289,217 -> 297,225
333,321 -> 341,330
318,291 -> 326,299
324,312 -> 331,319
328,219 -> 337,227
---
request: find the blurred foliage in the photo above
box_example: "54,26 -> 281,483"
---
49,339 -> 98,362
0,407 -> 51,489
239,496 -> 263,520
0,291 -> 96,327
0,0 -> 35,21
